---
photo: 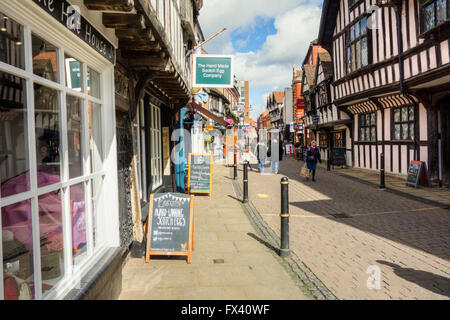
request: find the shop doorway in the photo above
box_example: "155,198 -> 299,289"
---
437,98 -> 450,187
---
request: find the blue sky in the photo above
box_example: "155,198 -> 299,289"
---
199,0 -> 324,121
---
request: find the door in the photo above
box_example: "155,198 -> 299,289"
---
439,99 -> 450,187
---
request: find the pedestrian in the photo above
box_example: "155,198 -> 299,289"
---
257,139 -> 267,173
304,140 -> 322,181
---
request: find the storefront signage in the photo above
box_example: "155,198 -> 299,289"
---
32,0 -> 115,64
332,149 -> 346,166
145,193 -> 194,264
406,161 -> 430,188
187,154 -> 213,197
193,55 -> 234,88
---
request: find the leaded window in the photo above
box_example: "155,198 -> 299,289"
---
359,112 -> 376,142
345,16 -> 369,74
420,0 -> 450,33
392,105 -> 415,141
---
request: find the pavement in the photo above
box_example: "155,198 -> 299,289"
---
243,157 -> 450,300
118,163 -> 309,300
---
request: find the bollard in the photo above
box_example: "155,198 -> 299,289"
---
280,177 -> 290,258
380,153 -> 386,189
243,161 -> 249,203
233,149 -> 238,180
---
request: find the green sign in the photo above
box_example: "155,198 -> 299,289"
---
69,60 -> 81,89
193,55 -> 233,88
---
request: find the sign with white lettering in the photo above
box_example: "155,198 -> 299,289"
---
145,193 -> 195,264
193,55 -> 234,88
187,154 -> 213,197
32,0 -> 115,64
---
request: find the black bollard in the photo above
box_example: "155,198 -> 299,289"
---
233,149 -> 238,180
280,177 -> 290,258
380,153 -> 386,189
243,161 -> 249,203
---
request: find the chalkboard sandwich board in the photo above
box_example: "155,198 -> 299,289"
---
187,154 -> 213,197
406,161 -> 430,188
145,193 -> 195,264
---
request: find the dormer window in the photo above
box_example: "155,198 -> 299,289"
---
420,0 -> 450,33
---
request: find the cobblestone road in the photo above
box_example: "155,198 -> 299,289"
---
239,158 -> 450,299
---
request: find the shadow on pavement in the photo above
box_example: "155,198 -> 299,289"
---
255,158 -> 450,263
377,260 -> 450,298
247,233 -> 280,256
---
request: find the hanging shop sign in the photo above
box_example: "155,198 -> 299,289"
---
193,55 -> 234,88
32,0 -> 115,63
406,161 -> 430,188
145,193 -> 194,264
187,154 -> 213,197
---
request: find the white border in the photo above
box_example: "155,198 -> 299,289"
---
192,54 -> 234,88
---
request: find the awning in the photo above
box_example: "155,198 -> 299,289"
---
189,101 -> 229,127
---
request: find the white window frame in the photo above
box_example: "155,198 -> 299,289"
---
150,103 -> 162,191
0,1 -> 119,300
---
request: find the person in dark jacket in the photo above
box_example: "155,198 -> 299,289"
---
257,140 -> 267,173
304,140 -> 322,181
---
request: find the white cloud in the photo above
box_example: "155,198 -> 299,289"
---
198,0 -> 323,120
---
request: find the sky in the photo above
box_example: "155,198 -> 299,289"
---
198,0 -> 324,121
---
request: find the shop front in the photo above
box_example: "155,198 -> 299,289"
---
0,1 -> 120,300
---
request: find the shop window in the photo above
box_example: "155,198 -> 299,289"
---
420,0 -> 450,33
392,105 -> 415,141
319,133 -> 328,148
345,16 -> 369,74
359,112 -> 376,142
0,71 -> 30,197
333,131 -> 346,149
34,84 -> 61,188
32,34 -> 58,83
0,12 -> 25,69
1,9 -> 107,299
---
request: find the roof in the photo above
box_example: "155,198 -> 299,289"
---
273,91 -> 285,104
304,65 -> 317,86
318,0 -> 340,53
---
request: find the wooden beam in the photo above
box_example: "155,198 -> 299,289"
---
190,102 -> 229,127
116,28 -> 155,42
103,13 -> 146,29
84,0 -> 134,11
127,55 -> 170,71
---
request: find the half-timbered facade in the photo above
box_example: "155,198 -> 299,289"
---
319,0 -> 450,186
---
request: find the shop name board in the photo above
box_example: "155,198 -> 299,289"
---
32,0 -> 115,64
193,55 -> 233,88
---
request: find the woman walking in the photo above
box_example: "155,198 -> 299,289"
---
304,140 -> 322,181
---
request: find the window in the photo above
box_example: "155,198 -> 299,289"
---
420,0 -> 450,33
318,85 -> 328,107
345,16 -> 369,74
1,10 -> 106,300
333,131 -> 346,149
392,105 -> 415,141
359,112 -> 377,142
150,104 -> 162,191
134,99 -> 147,202
349,0 -> 361,8
319,133 -> 328,148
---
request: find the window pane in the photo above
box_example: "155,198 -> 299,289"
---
2,199 -> 34,300
394,109 -> 401,122
350,25 -> 355,41
355,21 -> 360,38
361,17 -> 367,34
365,128 -> 370,141
360,115 -> 365,126
38,190 -> 64,295
0,72 -> 30,198
64,55 -> 82,91
347,47 -> 352,73
32,34 -> 58,82
423,3 -> 436,32
35,84 -> 60,188
362,37 -> 368,66
87,68 -> 100,99
410,123 -> 415,140
402,124 -> 409,140
371,127 -> 376,141
70,183 -> 86,265
89,102 -> 103,173
371,113 -> 376,125
401,107 -> 408,122
360,128 -> 364,140
409,106 -> 414,121
394,124 -> 401,140
436,0 -> 446,24
67,95 -> 83,179
0,12 -> 25,69
366,114 -> 371,125
356,40 -> 361,69
351,45 -> 356,71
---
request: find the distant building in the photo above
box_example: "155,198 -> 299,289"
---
267,91 -> 285,129
236,80 -> 250,123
